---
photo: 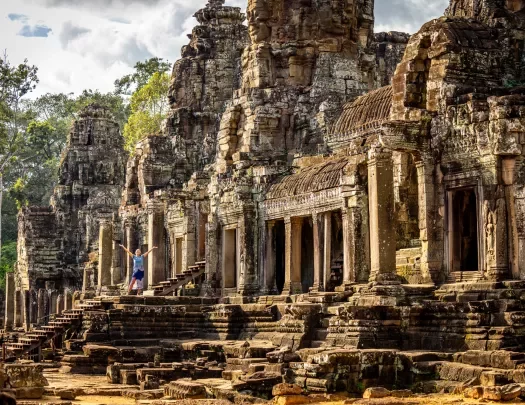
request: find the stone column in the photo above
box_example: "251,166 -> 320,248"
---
111,240 -> 122,285
65,291 -> 73,311
30,289 -> 38,325
98,219 -> 113,288
4,273 -> 14,330
312,213 -> 323,292
37,289 -> 46,325
342,188 -> 370,284
263,221 -> 276,294
147,201 -> 166,288
323,212 -> 332,290
124,221 -> 135,283
368,147 -> 397,282
14,290 -> 23,327
50,291 -> 57,314
502,157 -> 520,279
484,196 -> 509,281
237,211 -> 259,296
56,294 -> 64,315
416,160 -> 443,284
283,217 -> 303,295
23,290 -> 30,331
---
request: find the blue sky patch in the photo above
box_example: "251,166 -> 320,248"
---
8,13 -> 29,22
18,24 -> 52,37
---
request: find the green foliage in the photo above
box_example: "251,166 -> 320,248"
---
123,72 -> 170,152
0,241 -> 16,289
74,89 -> 130,128
114,57 -> 171,95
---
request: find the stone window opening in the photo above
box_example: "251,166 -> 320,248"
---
222,228 -> 238,289
448,187 -> 480,273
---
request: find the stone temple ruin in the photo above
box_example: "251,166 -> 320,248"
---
4,0 -> 525,403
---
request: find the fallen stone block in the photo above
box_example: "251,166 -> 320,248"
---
164,380 -> 207,399
362,387 -> 391,399
501,383 -> 522,401
483,386 -> 502,401
272,383 -> 303,396
480,370 -> 508,387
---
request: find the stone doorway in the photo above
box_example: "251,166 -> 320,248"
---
174,238 -> 183,275
449,188 -> 480,272
222,228 -> 238,289
301,218 -> 315,293
274,220 -> 286,294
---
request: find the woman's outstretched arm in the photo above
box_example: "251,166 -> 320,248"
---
143,246 -> 158,257
119,244 -> 134,258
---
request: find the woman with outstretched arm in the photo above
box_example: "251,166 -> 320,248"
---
119,245 -> 158,295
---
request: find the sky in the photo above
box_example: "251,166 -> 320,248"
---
0,0 -> 449,98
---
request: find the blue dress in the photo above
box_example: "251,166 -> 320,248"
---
132,255 -> 145,281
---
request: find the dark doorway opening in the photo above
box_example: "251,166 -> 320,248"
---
301,218 -> 314,293
275,220 -> 285,294
451,188 -> 479,271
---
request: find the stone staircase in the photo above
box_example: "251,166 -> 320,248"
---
5,299 -> 103,359
149,261 -> 206,296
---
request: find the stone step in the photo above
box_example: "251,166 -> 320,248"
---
454,350 -> 525,369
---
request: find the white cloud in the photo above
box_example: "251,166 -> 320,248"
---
1,0 -> 445,98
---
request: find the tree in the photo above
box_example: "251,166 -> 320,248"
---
0,53 -> 38,263
114,57 -> 171,95
123,72 -> 170,152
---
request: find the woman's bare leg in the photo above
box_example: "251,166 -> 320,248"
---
128,278 -> 137,294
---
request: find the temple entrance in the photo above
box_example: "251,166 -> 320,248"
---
450,188 -> 480,272
275,220 -> 285,294
328,211 -> 344,291
301,218 -> 314,293
222,228 -> 238,289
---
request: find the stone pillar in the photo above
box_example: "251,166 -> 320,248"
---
14,290 -> 23,327
111,240 -> 122,285
323,212 -> 332,290
4,273 -> 14,330
23,290 -> 30,331
312,213 -> 323,292
37,289 -> 46,325
65,291 -> 73,311
237,211 -> 258,296
124,221 -> 135,283
263,221 -> 276,294
484,196 -> 509,281
147,201 -> 166,288
502,157 -> 520,279
283,217 -> 303,295
416,160 -> 443,284
56,294 -> 64,315
98,219 -> 113,288
50,291 -> 57,314
368,147 -> 397,282
30,289 -> 38,326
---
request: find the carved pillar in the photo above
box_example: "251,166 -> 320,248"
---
203,218 -> 219,296
65,291 -> 73,311
37,289 -> 46,326
50,290 -> 57,314
124,220 -> 135,283
23,290 -> 30,331
147,201 -> 166,288
484,197 -> 509,281
98,219 -> 113,288
416,160 -> 443,284
4,273 -> 14,330
30,289 -> 38,325
111,240 -> 122,286
312,213 -> 323,292
263,221 -> 276,294
14,290 -> 22,327
183,211 -> 196,273
56,294 -> 64,315
368,147 -> 397,282
237,210 -> 259,296
503,157 -> 520,279
283,217 -> 303,295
